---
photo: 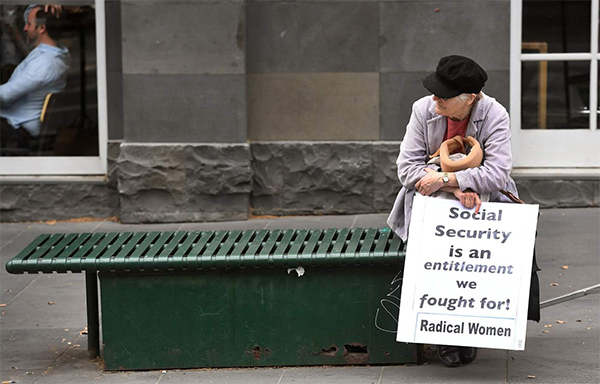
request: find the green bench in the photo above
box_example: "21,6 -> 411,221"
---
5,227 -> 418,370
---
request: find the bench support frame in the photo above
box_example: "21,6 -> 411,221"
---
86,271 -> 100,359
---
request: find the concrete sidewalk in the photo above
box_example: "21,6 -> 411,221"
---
1,208 -> 598,383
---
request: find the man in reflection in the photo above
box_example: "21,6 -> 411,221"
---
0,5 -> 70,143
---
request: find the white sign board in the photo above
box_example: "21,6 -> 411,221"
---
397,194 -> 539,350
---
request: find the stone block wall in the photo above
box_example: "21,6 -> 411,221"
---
1,141 -> 598,222
120,0 -> 247,143
251,142 -> 400,215
246,0 -> 511,142
3,1 -> 597,223
117,144 -> 252,223
0,141 -> 122,222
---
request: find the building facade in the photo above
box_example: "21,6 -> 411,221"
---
1,0 -> 598,222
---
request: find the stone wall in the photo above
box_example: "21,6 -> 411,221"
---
246,0 -> 510,142
120,0 -> 247,143
0,141 -> 122,222
117,143 -> 252,223
1,141 -> 598,222
251,142 -> 400,215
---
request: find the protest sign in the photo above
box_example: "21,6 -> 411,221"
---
396,194 -> 539,350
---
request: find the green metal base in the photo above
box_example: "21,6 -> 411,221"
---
100,266 -> 418,370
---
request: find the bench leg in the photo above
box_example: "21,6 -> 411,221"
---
85,271 -> 100,359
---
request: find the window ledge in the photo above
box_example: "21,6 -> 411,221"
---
511,168 -> 600,180
0,175 -> 107,185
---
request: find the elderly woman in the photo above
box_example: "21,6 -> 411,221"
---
387,55 -> 534,367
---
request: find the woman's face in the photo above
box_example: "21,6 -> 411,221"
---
432,95 -> 473,120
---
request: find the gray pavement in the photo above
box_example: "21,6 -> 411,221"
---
0,208 -> 598,383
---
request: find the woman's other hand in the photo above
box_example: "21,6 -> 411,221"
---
453,188 -> 481,214
415,168 -> 444,196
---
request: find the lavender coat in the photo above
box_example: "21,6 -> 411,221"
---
387,93 -> 519,241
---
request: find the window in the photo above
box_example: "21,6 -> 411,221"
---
0,0 -> 107,175
510,0 -> 600,167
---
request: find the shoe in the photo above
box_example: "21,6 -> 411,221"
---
437,345 -> 461,367
459,347 -> 478,364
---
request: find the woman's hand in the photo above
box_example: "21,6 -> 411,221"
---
415,168 -> 444,196
453,188 -> 481,214
44,5 -> 63,17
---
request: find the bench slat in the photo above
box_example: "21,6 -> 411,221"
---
172,231 -> 201,270
27,234 -> 65,273
330,228 -> 350,266
287,229 -> 309,267
5,228 -> 405,274
157,231 -> 187,270
259,229 -> 281,267
301,229 -> 322,264
230,230 -> 255,269
54,233 -> 92,273
345,228 -> 364,263
112,232 -> 146,271
6,234 -> 51,274
273,229 -> 295,268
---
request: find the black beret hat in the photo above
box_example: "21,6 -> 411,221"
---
423,55 -> 488,98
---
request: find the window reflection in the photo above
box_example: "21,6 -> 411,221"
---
0,3 -> 98,156
522,0 -> 591,54
521,61 -> 590,129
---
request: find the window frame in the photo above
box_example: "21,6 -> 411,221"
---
510,0 -> 600,168
0,0 -> 108,176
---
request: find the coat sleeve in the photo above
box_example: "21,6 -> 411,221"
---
455,105 -> 512,194
397,100 -> 435,189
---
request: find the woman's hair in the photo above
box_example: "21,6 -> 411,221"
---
457,92 -> 483,103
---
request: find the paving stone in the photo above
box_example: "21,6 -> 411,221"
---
507,297 -> 599,383
0,223 -> 29,246
155,367 -> 284,384
351,213 -> 389,229
178,219 -> 269,232
39,366 -> 162,384
381,348 -> 506,383
0,369 -> 41,384
264,215 -> 356,230
247,2 -> 378,73
0,328 -> 82,371
0,273 -> 40,306
0,274 -> 86,331
281,366 -> 382,384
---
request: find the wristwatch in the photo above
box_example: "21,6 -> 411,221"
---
442,172 -> 449,185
